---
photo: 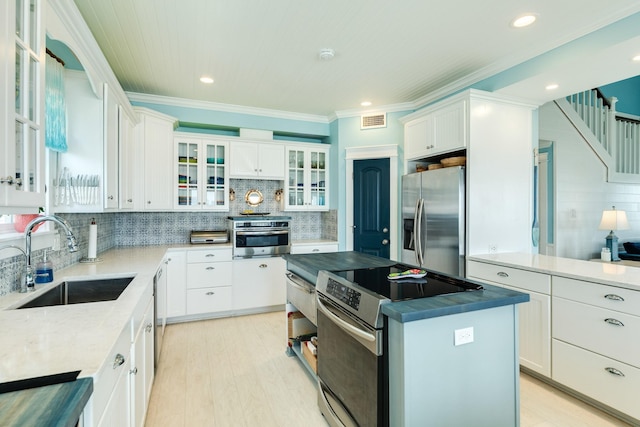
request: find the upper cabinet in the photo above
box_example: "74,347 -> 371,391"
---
284,145 -> 329,211
229,141 -> 285,180
0,0 -> 46,212
173,133 -> 229,211
404,99 -> 467,159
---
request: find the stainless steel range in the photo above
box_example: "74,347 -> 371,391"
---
228,216 -> 291,258
315,263 -> 483,427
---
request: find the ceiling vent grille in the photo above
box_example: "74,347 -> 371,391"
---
361,113 -> 386,129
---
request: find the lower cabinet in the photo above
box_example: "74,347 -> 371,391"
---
166,250 -> 187,318
130,298 -> 154,427
467,261 -> 551,376
233,256 -> 285,311
187,286 -> 232,315
186,247 -> 233,315
290,241 -> 338,254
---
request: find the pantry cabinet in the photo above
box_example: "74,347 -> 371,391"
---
173,134 -> 229,210
0,0 -> 46,212
229,141 -> 285,179
284,145 -> 329,211
133,107 -> 177,211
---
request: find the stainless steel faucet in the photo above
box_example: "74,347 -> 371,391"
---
24,215 -> 79,291
0,245 -> 28,293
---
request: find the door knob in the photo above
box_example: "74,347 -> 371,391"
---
382,239 -> 389,245
382,227 -> 389,233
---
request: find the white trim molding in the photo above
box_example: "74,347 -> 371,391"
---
345,145 -> 400,261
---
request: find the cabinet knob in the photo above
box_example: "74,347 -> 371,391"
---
113,353 -> 125,369
0,176 -> 14,185
147,201 -> 151,204
108,195 -> 114,200
205,254 -> 215,257
146,323 -> 153,333
205,291 -> 215,295
130,367 -> 138,375
259,264 -> 268,268
127,198 -> 133,203
206,266 -> 216,270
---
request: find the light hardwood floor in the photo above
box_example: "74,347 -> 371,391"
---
145,312 -> 631,427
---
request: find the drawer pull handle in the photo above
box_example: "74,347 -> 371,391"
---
146,323 -> 153,333
206,291 -> 215,295
604,318 -> 624,327
497,272 -> 509,278
206,266 -> 216,270
604,294 -> 624,302
205,254 -> 215,257
130,367 -> 138,375
605,367 -> 625,377
259,264 -> 268,268
113,353 -> 125,369
312,248 -> 320,252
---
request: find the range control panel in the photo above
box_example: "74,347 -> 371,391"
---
326,277 -> 361,310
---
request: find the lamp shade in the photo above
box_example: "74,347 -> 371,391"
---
598,208 -> 630,231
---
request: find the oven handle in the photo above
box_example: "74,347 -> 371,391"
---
285,272 -> 314,294
316,296 -> 375,343
236,230 -> 289,236
318,381 -> 357,427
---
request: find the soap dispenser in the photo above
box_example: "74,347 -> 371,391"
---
35,250 -> 54,283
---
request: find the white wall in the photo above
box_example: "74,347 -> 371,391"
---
539,101 -> 640,260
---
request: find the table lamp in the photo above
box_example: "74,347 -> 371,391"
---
598,206 -> 629,261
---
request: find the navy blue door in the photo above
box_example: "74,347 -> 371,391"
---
354,158 -> 390,258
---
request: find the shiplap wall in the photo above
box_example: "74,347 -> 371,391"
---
539,101 -> 640,260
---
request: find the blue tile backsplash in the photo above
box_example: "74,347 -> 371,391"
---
0,180 -> 337,295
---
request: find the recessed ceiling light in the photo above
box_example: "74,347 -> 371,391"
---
511,14 -> 537,28
200,76 -> 214,84
545,84 -> 559,90
633,54 -> 640,62
361,101 -> 372,107
319,48 -> 335,60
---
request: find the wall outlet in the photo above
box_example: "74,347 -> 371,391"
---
454,327 -> 474,346
488,244 -> 497,253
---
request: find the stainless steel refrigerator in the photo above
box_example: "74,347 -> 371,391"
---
401,166 -> 465,277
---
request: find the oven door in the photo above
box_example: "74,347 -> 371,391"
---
233,229 -> 290,258
316,293 -> 386,427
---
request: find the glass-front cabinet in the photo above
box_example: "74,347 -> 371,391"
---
285,145 -> 329,211
0,0 -> 46,211
174,134 -> 229,210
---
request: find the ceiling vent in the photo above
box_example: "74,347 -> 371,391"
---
361,113 -> 386,130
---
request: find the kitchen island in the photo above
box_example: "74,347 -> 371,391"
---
283,252 -> 529,427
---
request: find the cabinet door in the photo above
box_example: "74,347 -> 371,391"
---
308,148 -> 328,209
404,116 -> 433,160
131,323 -> 145,427
232,257 -> 286,310
201,140 -> 228,209
257,144 -> 285,179
284,146 -> 329,211
431,100 -> 466,155
142,114 -> 174,210
103,84 -> 119,209
119,106 -> 135,209
286,148 -> 306,208
0,0 -> 46,210
174,137 -> 200,208
229,141 -> 258,177
187,286 -> 232,315
166,251 -> 187,318
98,353 -> 131,427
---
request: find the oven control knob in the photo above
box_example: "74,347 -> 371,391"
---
382,239 -> 389,245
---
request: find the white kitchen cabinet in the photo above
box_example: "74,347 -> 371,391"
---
166,251 -> 187,319
133,107 -> 177,211
404,99 -> 466,159
0,0 -> 46,212
467,260 -> 551,376
291,241 -> 339,254
130,298 -> 154,427
186,247 -> 233,315
174,134 -> 229,210
229,141 -> 285,179
119,105 -> 136,210
233,256 -> 286,311
103,83 -> 119,210
284,145 -> 329,211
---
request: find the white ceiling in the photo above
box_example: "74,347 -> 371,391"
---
71,0 -> 640,118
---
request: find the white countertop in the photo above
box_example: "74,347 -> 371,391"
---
0,246 -> 168,384
469,252 -> 640,291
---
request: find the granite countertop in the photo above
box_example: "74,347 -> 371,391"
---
283,252 -> 529,323
469,252 -> 640,291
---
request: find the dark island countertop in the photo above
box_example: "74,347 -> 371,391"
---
0,377 -> 93,427
284,251 -> 529,323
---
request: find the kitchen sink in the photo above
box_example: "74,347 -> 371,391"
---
17,277 -> 135,309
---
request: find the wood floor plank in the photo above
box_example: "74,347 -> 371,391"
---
145,311 -> 630,427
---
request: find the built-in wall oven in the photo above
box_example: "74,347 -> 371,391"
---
315,264 -> 483,427
228,216 -> 291,258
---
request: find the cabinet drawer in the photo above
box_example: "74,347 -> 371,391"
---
553,276 -> 640,316
286,272 -> 317,325
187,248 -> 232,263
291,243 -> 338,254
552,297 -> 640,367
553,339 -> 640,421
186,286 -> 232,315
91,325 -> 131,426
186,261 -> 232,289
467,261 -> 550,294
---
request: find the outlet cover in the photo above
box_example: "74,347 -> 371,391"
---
454,327 -> 474,346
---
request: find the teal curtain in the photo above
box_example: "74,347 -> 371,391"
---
45,54 -> 67,152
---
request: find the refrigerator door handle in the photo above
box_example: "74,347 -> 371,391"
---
413,199 -> 420,264
416,198 -> 425,266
